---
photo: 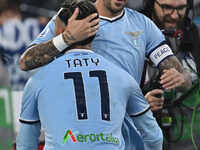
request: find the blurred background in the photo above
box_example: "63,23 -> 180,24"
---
0,0 -> 200,149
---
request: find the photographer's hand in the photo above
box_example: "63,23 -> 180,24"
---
160,68 -> 185,90
145,89 -> 164,112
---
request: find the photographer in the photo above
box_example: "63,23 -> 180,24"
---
141,0 -> 200,149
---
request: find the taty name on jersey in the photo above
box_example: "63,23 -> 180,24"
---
65,58 -> 99,68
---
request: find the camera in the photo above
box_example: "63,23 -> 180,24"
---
144,71 -> 175,129
162,28 -> 194,54
143,28 -> 195,129
162,28 -> 182,55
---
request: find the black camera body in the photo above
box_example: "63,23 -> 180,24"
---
162,29 -> 182,55
145,71 -> 175,129
162,28 -> 194,54
143,28 -> 194,129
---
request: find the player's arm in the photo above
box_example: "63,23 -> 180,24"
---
16,122 -> 41,150
145,17 -> 191,93
19,8 -> 99,71
16,76 -> 41,150
131,110 -> 163,150
149,42 -> 191,92
127,76 -> 163,149
158,55 -> 191,92
19,40 -> 59,71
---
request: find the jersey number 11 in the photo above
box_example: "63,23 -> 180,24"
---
64,70 -> 110,121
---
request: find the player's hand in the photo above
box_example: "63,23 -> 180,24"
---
160,68 -> 185,90
63,8 -> 100,44
145,89 -> 164,112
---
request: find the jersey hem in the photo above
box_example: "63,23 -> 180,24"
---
129,106 -> 150,117
19,119 -> 40,124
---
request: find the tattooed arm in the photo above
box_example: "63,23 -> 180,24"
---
19,8 -> 99,71
158,56 -> 191,92
19,40 -> 59,71
19,28 -> 79,71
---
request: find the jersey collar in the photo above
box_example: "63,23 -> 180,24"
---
99,10 -> 125,22
66,49 -> 94,53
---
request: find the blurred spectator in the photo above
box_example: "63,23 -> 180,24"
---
0,3 -> 48,149
0,2 -> 44,90
0,48 -> 10,88
0,17 -> 13,150
0,3 -> 16,150
0,2 -> 21,24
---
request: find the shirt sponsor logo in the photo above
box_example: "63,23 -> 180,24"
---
63,129 -> 120,146
63,130 -> 78,144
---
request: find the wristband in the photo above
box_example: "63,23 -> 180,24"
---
53,34 -> 68,52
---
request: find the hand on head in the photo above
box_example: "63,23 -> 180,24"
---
63,8 -> 100,45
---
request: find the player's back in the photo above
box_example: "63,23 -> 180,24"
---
32,49 -> 137,150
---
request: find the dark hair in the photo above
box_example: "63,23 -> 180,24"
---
58,0 -> 99,46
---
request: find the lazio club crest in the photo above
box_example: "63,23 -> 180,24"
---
125,31 -> 142,47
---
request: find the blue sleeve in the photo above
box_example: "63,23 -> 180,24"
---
144,16 -> 166,56
131,110 -> 163,150
20,77 -> 40,123
29,15 -> 56,47
126,77 -> 150,116
16,122 -> 41,150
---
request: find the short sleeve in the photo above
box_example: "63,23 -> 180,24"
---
144,17 -> 165,56
19,78 -> 40,124
29,15 -> 56,47
126,77 -> 150,117
144,17 -> 174,67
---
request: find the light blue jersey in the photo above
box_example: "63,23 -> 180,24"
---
92,8 -> 169,83
18,49 -> 151,150
27,8 -> 170,150
30,8 -> 171,84
30,16 -> 56,45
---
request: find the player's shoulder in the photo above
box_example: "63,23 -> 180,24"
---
37,16 -> 56,38
29,15 -> 56,46
97,53 -> 133,77
124,7 -> 150,21
29,58 -> 58,80
124,7 -> 155,30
